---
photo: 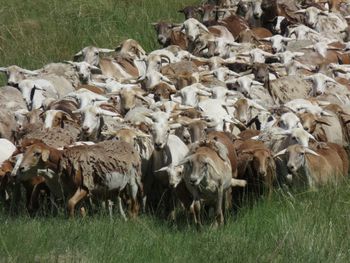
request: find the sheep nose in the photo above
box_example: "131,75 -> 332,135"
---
190,178 -> 197,185
82,126 -> 89,132
158,36 -> 166,44
188,36 -> 195,42
154,95 -> 160,102
240,118 -> 247,124
7,81 -> 18,87
259,170 -> 266,177
183,136 -> 191,144
123,107 -> 130,114
256,76 -> 264,82
154,142 -> 162,150
287,164 -> 295,172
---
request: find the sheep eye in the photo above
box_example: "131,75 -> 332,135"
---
34,152 -> 41,157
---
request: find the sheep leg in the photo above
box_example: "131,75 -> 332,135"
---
231,178 -> 247,187
129,177 -> 139,218
28,184 -> 41,216
190,195 -> 202,229
168,189 -> 177,222
68,188 -> 87,218
117,195 -> 127,221
194,200 -> 202,229
266,175 -> 273,200
190,201 -> 197,225
108,200 -> 114,220
215,185 -> 224,227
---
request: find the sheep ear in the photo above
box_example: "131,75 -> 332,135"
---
62,112 -> 75,122
275,130 -> 291,136
73,51 -> 83,61
64,60 -> 75,66
101,131 -> 115,136
316,118 -> 331,126
294,9 -> 306,14
135,130 -> 151,138
304,148 -> 320,156
90,65 -> 103,74
308,132 -> 316,141
169,123 -> 182,129
252,80 -> 263,86
248,100 -> 266,111
155,166 -> 169,173
175,155 -> 193,167
72,109 -> 82,114
273,149 -> 287,158
197,23 -> 209,33
0,67 -> 8,73
214,141 -> 228,161
41,149 -> 50,162
98,48 -> 115,53
39,111 -> 46,119
241,149 -> 254,155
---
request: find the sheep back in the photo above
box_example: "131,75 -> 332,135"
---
59,140 -> 141,191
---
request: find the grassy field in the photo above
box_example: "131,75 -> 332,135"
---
0,0 -> 197,84
1,184 -> 350,262
1,0 -> 350,262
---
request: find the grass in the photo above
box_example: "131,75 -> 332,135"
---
0,0 -> 197,84
1,184 -> 350,262
1,0 -> 350,262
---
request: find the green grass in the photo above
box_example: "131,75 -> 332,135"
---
0,0 -> 197,84
1,0 -> 350,262
1,184 -> 350,262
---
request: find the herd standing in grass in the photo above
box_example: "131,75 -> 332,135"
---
0,0 -> 350,228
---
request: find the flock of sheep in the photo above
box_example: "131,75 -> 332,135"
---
0,0 -> 350,227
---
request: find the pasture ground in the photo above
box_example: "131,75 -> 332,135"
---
1,0 -> 350,262
1,184 -> 350,262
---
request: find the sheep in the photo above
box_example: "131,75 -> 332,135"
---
0,110 -> 17,143
0,65 -> 75,98
17,140 -> 142,219
0,86 -> 27,112
20,125 -> 81,149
